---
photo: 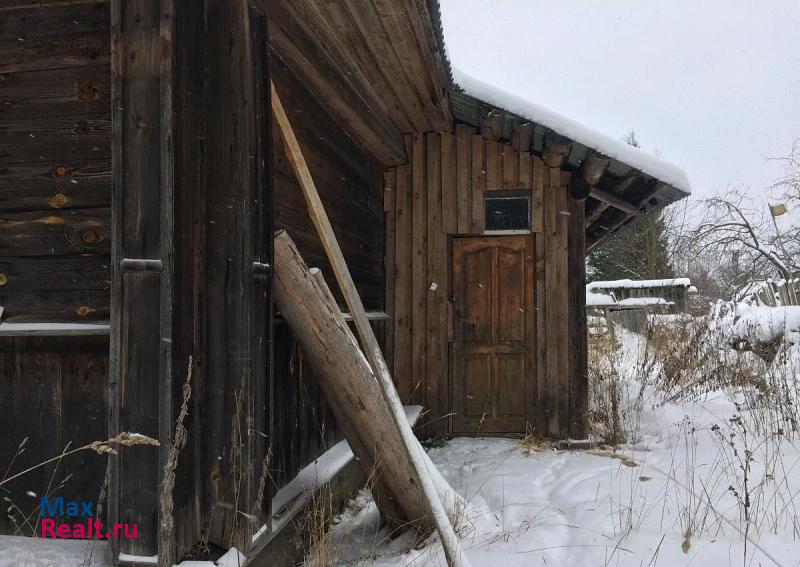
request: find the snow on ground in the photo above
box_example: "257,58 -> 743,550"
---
0,535 -> 107,567
312,310 -> 800,567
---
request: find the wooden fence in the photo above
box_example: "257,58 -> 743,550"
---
750,279 -> 800,306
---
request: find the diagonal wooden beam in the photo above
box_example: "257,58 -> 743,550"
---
588,186 -> 638,213
271,82 -> 466,567
585,173 -> 639,227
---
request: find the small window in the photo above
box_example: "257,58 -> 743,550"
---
484,192 -> 530,232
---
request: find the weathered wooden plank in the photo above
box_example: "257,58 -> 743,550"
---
373,0 -> 451,129
384,169 -> 396,371
455,124 -> 473,233
470,135 -> 485,234
0,208 -> 109,256
109,0 -> 166,557
61,337 -> 109,519
533,232 -> 547,436
245,6 -> 272,537
519,151 -> 530,189
0,64 -> 109,121
426,133 -> 447,438
485,139 -> 500,191
0,159 -> 110,212
0,115 -> 111,165
0,2 -> 108,39
567,192 -> 588,437
282,0 -> 410,134
267,20 -> 405,165
440,133 -> 457,234
501,146 -> 518,190
0,336 -> 63,532
393,163 -> 413,401
0,30 -> 110,73
0,254 -> 109,293
332,0 -> 429,131
410,132 -> 427,407
0,288 -> 109,322
395,0 -> 452,128
553,168 -> 570,437
531,155 -> 544,233
0,0 -> 108,10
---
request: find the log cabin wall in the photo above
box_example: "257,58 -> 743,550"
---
0,0 -> 112,535
385,126 -> 588,439
0,1 -> 111,323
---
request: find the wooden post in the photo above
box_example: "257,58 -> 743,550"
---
271,83 -> 466,567
110,0 -> 174,560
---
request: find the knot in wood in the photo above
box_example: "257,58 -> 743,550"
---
82,230 -> 99,244
77,81 -> 100,101
0,273 -> 7,287
76,306 -> 94,317
49,193 -> 68,208
53,165 -> 70,178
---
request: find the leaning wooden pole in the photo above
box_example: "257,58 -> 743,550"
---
271,82 -> 466,567
273,232 -> 423,529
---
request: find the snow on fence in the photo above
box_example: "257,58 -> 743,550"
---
738,278 -> 800,307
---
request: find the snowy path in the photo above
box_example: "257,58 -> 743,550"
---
315,395 -> 800,567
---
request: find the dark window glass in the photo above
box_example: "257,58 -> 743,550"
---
484,195 -> 530,230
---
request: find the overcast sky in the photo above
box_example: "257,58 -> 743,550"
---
439,0 -> 800,199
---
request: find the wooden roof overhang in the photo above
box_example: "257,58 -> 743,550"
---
262,0 -> 452,166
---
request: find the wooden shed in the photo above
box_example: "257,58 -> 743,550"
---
0,0 -> 689,563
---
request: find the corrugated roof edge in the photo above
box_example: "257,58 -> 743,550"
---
426,0 -> 691,195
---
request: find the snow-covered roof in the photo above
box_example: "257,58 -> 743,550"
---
586,290 -> 616,307
618,297 -> 675,307
449,67 -> 691,194
588,278 -> 692,290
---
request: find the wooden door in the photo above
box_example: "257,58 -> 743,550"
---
451,236 -> 534,433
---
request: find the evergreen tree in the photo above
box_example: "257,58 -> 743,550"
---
587,130 -> 675,282
587,211 -> 676,282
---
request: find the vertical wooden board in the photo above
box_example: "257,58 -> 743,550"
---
519,151 -> 530,189
411,133 -> 427,407
426,133 -> 447,438
567,194 -> 588,437
455,124 -> 473,233
247,7 -> 272,533
110,0 -> 169,556
531,156 -> 544,232
501,145 -> 518,190
440,133 -> 458,234
532,234 -> 547,435
485,140 -> 500,190
553,169 -> 571,437
61,338 -> 109,518
393,165 -> 413,401
470,135 -> 486,234
384,170 -> 397,371
543,173 -> 561,437
5,339 -> 64,529
202,0 -> 260,550
524,236 -> 538,434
